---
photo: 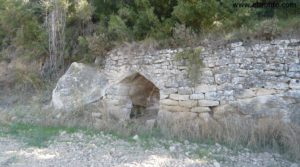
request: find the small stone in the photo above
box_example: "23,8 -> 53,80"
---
231,42 -> 243,47
132,135 -> 139,141
169,145 -> 176,152
290,163 -> 298,167
213,161 -> 221,167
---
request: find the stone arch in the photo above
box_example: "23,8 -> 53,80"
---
105,72 -> 160,123
114,70 -> 163,90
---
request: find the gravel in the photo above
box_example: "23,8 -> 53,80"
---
0,131 -> 297,167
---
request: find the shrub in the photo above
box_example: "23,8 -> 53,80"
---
172,0 -> 218,32
254,18 -> 280,40
108,15 -> 130,41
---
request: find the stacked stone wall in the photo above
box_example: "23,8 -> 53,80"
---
103,40 -> 300,125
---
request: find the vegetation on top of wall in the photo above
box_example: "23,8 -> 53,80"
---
0,0 -> 299,78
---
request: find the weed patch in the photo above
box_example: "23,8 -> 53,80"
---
1,123 -> 78,147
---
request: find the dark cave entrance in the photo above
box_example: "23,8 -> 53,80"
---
120,73 -> 160,121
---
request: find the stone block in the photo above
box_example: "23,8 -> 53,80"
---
265,64 -> 284,71
264,71 -> 285,76
190,93 -> 205,100
265,82 -> 289,90
170,94 -> 190,101
205,91 -> 221,100
195,84 -> 217,93
160,99 -> 178,106
160,94 -> 169,99
212,104 -> 238,120
289,63 -> 300,72
191,107 -> 211,113
236,89 -> 256,99
232,77 -> 245,84
179,100 -> 198,108
198,76 -> 215,84
289,79 -> 300,89
255,88 -> 277,96
198,100 -> 219,107
287,72 -> 300,78
160,105 -> 190,112
178,87 -> 193,95
215,74 -> 231,84
161,88 -> 178,94
165,79 -> 179,88
201,68 -> 213,76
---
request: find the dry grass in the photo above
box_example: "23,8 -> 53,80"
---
158,111 -> 300,161
3,98 -> 299,161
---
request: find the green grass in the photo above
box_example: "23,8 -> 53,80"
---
194,147 -> 211,158
0,122 -> 78,147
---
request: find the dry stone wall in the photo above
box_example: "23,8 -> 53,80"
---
103,40 -> 300,125
52,39 -> 300,128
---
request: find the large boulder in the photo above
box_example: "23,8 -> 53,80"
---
52,62 -> 109,112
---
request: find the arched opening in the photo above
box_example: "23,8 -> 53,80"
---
120,73 -> 160,122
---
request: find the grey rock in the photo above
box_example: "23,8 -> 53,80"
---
52,63 -> 108,112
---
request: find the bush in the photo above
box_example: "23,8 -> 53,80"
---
0,0 -> 47,59
108,15 -> 130,41
254,18 -> 280,41
172,0 -> 218,32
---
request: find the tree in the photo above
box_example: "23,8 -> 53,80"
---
42,0 -> 68,77
172,0 -> 218,32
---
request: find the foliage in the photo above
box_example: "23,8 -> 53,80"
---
172,0 -> 218,32
0,0 -> 47,59
0,0 -> 299,75
253,18 -> 280,40
0,123 -> 77,147
74,0 -> 94,23
108,15 -> 130,41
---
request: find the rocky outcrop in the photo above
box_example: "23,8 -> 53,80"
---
52,62 -> 108,111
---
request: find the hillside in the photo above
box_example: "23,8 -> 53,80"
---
0,1 -> 300,166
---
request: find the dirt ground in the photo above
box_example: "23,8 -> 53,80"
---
0,131 -> 297,167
